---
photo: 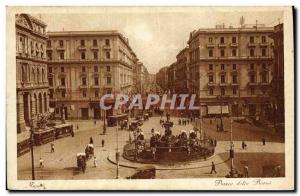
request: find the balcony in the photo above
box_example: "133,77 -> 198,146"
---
56,46 -> 65,51
79,72 -> 87,77
219,82 -> 229,87
259,42 -> 269,47
230,43 -> 238,47
206,43 -> 216,48
230,69 -> 238,74
103,45 -> 111,50
46,46 -> 53,51
79,84 -> 88,89
78,45 -> 86,50
91,85 -> 100,89
260,81 -> 269,86
247,42 -> 256,47
90,45 -> 99,50
218,43 -> 226,48
57,85 -> 66,89
230,82 -> 239,86
247,68 -> 256,74
207,82 -> 216,87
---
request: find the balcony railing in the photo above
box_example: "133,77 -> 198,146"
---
247,82 -> 259,86
206,43 -> 216,48
103,45 -> 111,50
247,42 -> 256,47
90,46 -> 99,50
218,43 -> 226,48
230,43 -> 238,47
56,46 -> 65,51
259,42 -> 269,47
46,46 -> 53,51
78,45 -> 86,50
207,82 -> 216,87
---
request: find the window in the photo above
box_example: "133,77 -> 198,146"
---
232,75 -> 237,83
93,39 -> 97,46
233,87 -> 237,95
47,40 -> 51,47
261,36 -> 266,43
94,66 -> 98,72
261,48 -> 266,56
106,89 -> 112,94
48,67 -> 52,73
209,50 -> 213,57
250,49 -> 255,57
232,37 -> 236,43
220,49 -> 225,57
60,52 -> 64,60
83,90 -> 87,97
49,90 -> 53,99
232,49 -> 237,56
250,36 -> 254,43
106,51 -> 110,59
221,75 -> 225,83
48,77 -> 53,86
106,66 -> 110,72
95,90 -> 99,98
261,73 -> 267,83
250,64 -> 254,70
208,37 -> 213,43
47,52 -> 52,60
82,66 -> 86,72
94,77 -> 99,85
221,64 -> 225,70
59,40 -> 64,47
209,88 -> 214,95
93,51 -> 98,59
107,77 -> 111,84
81,52 -> 86,60
62,90 -> 66,98
80,40 -> 85,47
220,37 -> 224,44
221,88 -> 225,96
209,75 -> 213,83
60,67 -> 65,73
250,87 -> 255,95
82,77 -> 87,85
250,74 -> 255,83
209,64 -> 213,70
105,39 -> 110,46
232,64 -> 236,70
61,77 -> 65,86
262,63 -> 267,69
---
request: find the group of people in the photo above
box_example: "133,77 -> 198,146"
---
178,118 -> 190,126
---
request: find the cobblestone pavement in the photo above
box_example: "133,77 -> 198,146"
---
17,117 -> 284,179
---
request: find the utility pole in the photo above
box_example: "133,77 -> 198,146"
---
116,118 -> 120,179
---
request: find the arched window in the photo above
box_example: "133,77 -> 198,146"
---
37,68 -> 40,83
43,92 -> 47,112
21,66 -> 25,82
42,68 -> 45,83
38,93 -> 43,114
31,68 -> 35,82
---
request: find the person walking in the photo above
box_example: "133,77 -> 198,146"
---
262,138 -> 266,146
102,139 -> 105,147
216,124 -> 219,132
39,157 -> 44,168
50,143 -> 55,153
93,156 -> 98,168
210,161 -> 217,174
244,165 -> 249,178
242,141 -> 245,150
90,137 -> 94,144
94,120 -> 97,125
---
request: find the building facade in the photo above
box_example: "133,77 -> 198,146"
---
47,31 -> 138,119
186,25 -> 274,119
16,14 -> 49,135
269,24 -> 284,129
156,66 -> 169,92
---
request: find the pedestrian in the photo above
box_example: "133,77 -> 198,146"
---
244,165 -> 249,178
50,143 -> 55,153
77,124 -> 79,130
102,139 -> 105,147
93,156 -> 98,168
39,157 -> 44,168
210,161 -> 217,174
90,137 -> 93,144
178,119 -> 181,125
216,124 -> 219,132
214,139 -> 217,147
242,141 -> 245,150
94,120 -> 96,125
151,128 -> 155,135
187,119 -> 189,124
262,138 -> 266,146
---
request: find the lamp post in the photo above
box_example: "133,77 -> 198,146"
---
229,118 -> 235,177
29,119 -> 35,180
116,118 -> 120,179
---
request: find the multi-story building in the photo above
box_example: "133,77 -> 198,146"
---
16,14 -> 49,136
156,66 -> 169,92
47,31 -> 138,119
187,24 -> 274,119
269,23 -> 284,130
174,47 -> 189,94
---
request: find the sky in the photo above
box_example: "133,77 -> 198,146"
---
36,8 -> 283,74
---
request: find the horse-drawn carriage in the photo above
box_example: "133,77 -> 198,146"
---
85,144 -> 94,159
76,153 -> 86,173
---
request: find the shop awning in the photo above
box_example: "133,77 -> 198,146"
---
207,105 -> 229,115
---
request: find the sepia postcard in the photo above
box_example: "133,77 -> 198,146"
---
6,6 -> 294,191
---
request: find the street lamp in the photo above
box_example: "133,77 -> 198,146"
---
229,118 -> 235,177
217,95 -> 224,132
29,119 -> 35,180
